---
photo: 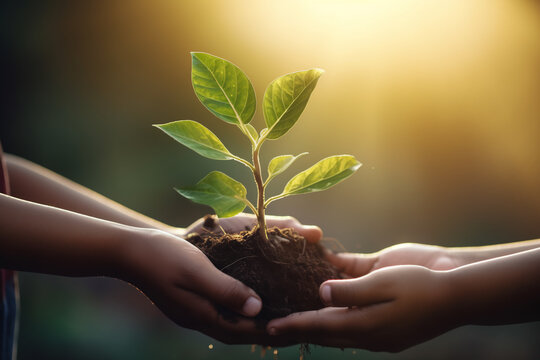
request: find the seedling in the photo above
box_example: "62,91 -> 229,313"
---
154,52 -> 361,241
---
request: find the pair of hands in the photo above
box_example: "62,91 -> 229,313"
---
131,212 -> 460,351
6,155 -> 535,351
267,243 -> 461,352
122,213 -> 321,346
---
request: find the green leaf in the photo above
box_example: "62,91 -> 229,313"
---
191,52 -> 256,125
267,152 -> 308,181
281,155 -> 361,196
175,171 -> 247,218
154,120 -> 233,160
263,69 -> 323,140
245,124 -> 259,142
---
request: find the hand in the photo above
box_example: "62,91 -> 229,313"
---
267,265 -> 457,352
327,243 -> 461,278
120,228 -> 291,345
183,213 -> 323,243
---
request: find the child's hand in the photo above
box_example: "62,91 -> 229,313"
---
120,228 -> 284,345
327,243 -> 461,278
267,265 -> 456,352
183,213 -> 323,243
268,247 -> 540,351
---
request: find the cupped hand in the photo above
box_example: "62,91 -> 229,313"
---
267,265 -> 458,352
121,228 -> 291,346
327,243 -> 461,279
183,213 -> 323,243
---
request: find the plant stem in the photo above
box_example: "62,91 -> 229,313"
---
252,145 -> 268,241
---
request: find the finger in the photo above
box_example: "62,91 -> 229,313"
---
153,285 -> 219,330
266,215 -> 323,243
267,308 -> 342,336
267,307 -> 358,337
320,276 -> 393,307
158,286 -> 284,345
267,306 -> 394,350
188,259 -> 263,317
184,215 -> 245,235
210,318 -> 296,347
270,304 -> 398,351
325,251 -> 378,277
188,213 -> 323,243
202,302 -> 295,347
296,225 -> 323,244
219,213 -> 257,233
210,315 -> 274,345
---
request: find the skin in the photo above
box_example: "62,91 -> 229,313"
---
5,154 -> 322,243
267,241 -> 540,352
14,153 -> 539,350
0,154 -> 321,345
184,212 -> 322,242
323,241 -> 540,274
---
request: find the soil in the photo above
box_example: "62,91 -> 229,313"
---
185,215 -> 341,320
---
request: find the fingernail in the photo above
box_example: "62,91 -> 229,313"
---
268,327 -> 279,336
320,284 -> 332,305
242,296 -> 262,317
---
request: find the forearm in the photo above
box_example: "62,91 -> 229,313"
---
447,247 -> 540,325
5,154 -> 176,232
0,193 -> 137,277
448,239 -> 540,266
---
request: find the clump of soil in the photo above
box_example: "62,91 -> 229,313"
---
187,216 -> 340,320
185,216 -> 341,320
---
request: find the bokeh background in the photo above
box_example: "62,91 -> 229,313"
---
2,0 -> 540,358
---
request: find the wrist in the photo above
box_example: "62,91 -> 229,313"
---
108,226 -> 152,283
430,270 -> 468,330
443,266 -> 485,327
445,249 -> 540,325
112,227 -> 178,288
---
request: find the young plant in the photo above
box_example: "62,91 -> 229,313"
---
154,52 -> 361,241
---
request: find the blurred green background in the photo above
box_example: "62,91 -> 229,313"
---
1,0 -> 540,358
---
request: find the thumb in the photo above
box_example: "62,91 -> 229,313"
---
326,251 -> 378,277
266,216 -> 323,243
296,225 -> 323,244
319,276 -> 391,307
194,263 -> 263,317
